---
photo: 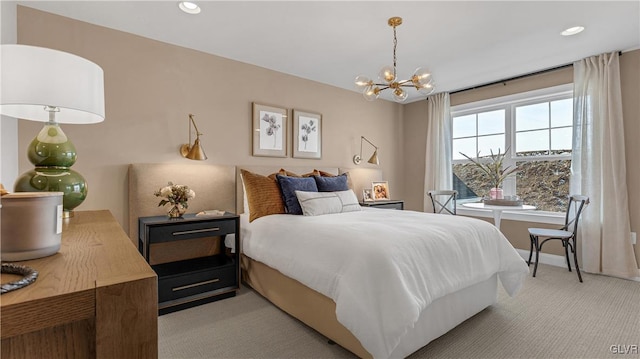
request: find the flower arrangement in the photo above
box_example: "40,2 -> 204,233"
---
460,147 -> 518,190
154,182 -> 195,217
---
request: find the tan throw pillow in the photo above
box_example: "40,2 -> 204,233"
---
240,169 -> 286,222
278,168 -> 322,178
314,169 -> 354,190
278,168 -> 300,177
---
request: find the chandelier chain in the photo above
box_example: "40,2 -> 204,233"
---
393,25 -> 397,78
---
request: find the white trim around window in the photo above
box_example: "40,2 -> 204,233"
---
451,83 -> 574,216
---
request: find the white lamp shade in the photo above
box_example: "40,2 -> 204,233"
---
0,44 -> 105,124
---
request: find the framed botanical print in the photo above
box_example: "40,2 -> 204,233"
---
293,110 -> 322,159
252,102 -> 287,157
372,181 -> 390,201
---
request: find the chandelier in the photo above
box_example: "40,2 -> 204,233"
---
355,17 -> 435,102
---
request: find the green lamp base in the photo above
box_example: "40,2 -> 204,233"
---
14,167 -> 87,217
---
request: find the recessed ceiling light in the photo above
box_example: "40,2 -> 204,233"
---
561,26 -> 584,36
178,1 -> 201,15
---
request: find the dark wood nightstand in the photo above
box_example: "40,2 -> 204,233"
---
138,212 -> 239,315
359,200 -> 404,210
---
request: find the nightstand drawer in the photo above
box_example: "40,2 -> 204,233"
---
158,264 -> 236,302
149,219 -> 235,243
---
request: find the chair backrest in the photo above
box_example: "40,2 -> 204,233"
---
564,195 -> 589,234
428,190 -> 458,215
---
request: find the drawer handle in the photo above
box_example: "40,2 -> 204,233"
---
172,227 -> 220,236
172,278 -> 220,291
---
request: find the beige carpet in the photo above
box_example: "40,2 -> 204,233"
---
159,264 -> 640,359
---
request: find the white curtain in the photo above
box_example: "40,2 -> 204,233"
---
424,92 -> 452,212
571,52 -> 639,279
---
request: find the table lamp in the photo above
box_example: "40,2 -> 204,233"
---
0,44 -> 105,218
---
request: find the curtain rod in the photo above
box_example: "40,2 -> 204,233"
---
448,51 -> 623,95
449,63 -> 572,95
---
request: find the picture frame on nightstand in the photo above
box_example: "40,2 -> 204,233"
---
362,188 -> 374,202
372,181 -> 390,201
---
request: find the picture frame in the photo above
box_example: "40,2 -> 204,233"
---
362,188 -> 374,202
372,181 -> 390,201
292,109 -> 322,159
252,102 -> 287,157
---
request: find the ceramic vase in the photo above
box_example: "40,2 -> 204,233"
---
489,188 -> 504,200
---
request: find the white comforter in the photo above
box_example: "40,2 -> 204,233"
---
242,209 -> 529,359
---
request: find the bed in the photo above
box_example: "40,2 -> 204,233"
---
128,164 -> 529,359
238,166 -> 528,359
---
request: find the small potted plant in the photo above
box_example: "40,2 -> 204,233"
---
460,147 -> 518,200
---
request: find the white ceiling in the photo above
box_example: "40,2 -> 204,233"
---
16,1 -> 640,103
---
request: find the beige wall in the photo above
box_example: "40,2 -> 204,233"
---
401,100 -> 428,212
404,51 -> 640,265
15,7 -> 404,233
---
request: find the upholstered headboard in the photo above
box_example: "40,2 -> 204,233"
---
338,167 -> 384,202
127,163 -> 236,241
127,163 -> 383,241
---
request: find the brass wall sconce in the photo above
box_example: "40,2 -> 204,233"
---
353,136 -> 379,165
180,114 -> 207,160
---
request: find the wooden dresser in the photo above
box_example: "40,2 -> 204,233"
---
1,210 -> 158,359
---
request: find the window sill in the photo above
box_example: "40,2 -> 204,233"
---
457,206 -> 565,225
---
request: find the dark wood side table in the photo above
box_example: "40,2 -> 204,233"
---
359,200 -> 404,210
139,212 -> 239,315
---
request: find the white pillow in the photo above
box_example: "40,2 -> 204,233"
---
295,189 -> 362,216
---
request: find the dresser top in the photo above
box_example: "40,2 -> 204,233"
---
1,210 -> 156,307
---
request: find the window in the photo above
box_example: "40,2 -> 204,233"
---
451,84 -> 573,213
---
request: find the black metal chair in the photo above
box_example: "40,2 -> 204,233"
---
427,190 -> 458,215
528,195 -> 589,282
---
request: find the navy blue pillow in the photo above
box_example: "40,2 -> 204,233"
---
313,174 -> 349,192
276,175 -> 318,215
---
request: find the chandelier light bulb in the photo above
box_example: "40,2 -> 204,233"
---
378,66 -> 396,84
363,86 -> 380,101
393,88 -> 408,102
412,67 -> 432,85
417,82 -> 435,95
354,75 -> 372,88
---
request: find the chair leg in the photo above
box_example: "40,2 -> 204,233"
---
571,238 -> 583,283
533,236 -> 540,277
527,234 -> 535,266
564,240 -> 572,272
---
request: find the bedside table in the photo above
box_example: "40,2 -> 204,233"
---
359,200 -> 404,210
139,213 -> 239,315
